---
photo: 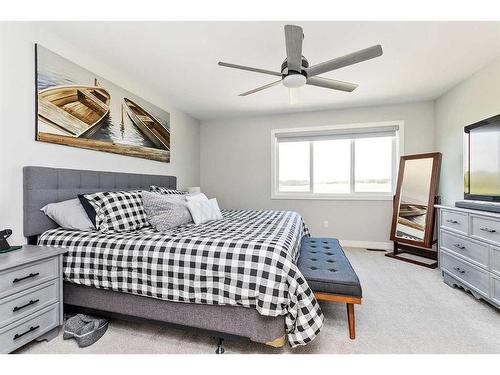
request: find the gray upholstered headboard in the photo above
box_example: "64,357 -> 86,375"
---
23,166 -> 176,241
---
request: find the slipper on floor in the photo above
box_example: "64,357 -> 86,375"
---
73,317 -> 108,348
63,315 -> 86,340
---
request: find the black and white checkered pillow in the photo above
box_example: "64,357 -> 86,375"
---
150,185 -> 187,195
83,191 -> 149,232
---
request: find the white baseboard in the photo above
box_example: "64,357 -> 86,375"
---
339,239 -> 392,251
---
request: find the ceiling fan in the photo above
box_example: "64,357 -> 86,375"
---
218,25 -> 383,99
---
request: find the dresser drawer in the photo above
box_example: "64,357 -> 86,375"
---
0,280 -> 59,328
441,252 -> 489,297
492,247 -> 500,277
492,275 -> 500,306
441,210 -> 468,235
440,231 -> 489,269
0,303 -> 59,354
470,215 -> 500,245
0,257 -> 58,299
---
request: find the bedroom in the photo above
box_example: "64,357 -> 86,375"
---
0,0 -> 499,372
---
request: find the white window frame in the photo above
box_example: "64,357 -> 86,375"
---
271,121 -> 405,201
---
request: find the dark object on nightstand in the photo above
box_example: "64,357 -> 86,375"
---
0,229 -> 22,254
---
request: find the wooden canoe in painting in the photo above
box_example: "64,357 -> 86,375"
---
399,204 -> 427,218
38,83 -> 110,138
122,98 -> 170,150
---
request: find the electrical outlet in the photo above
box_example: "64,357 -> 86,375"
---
323,220 -> 329,228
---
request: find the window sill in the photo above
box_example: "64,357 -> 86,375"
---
271,193 -> 393,201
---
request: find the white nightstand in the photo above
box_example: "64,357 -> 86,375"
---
0,245 -> 67,353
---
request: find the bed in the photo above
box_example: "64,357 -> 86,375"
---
23,166 -> 324,347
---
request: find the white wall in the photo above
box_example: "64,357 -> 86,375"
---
435,57 -> 500,205
200,101 -> 435,248
0,23 -> 200,244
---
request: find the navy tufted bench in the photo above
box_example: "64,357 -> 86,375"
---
298,237 -> 362,339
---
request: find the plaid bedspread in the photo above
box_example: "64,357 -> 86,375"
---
38,209 -> 324,347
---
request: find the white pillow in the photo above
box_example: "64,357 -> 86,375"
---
186,198 -> 223,225
185,193 -> 209,203
41,198 -> 95,231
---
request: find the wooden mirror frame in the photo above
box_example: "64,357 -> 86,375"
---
390,152 -> 442,249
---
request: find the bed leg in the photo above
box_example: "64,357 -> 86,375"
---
215,337 -> 225,354
346,303 -> 355,340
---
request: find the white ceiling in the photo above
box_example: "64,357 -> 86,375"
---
44,21 -> 500,121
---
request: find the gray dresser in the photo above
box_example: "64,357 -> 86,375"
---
0,245 -> 67,353
436,205 -> 500,308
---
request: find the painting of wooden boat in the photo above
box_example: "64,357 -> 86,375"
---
36,44 -> 171,163
122,98 -> 170,150
398,203 -> 427,218
38,81 -> 110,138
396,203 -> 427,239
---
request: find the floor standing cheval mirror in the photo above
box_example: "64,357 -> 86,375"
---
387,152 -> 442,268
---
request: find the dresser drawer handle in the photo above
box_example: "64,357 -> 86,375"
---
12,272 -> 39,284
13,325 -> 39,340
13,299 -> 40,313
453,266 -> 466,274
479,227 -> 496,233
453,243 -> 466,250
446,219 -> 459,224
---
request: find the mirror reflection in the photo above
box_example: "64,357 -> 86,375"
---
395,158 -> 433,241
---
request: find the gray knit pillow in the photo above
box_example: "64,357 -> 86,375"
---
142,191 -> 192,231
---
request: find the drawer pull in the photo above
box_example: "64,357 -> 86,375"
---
479,227 -> 496,233
13,325 -> 39,340
13,299 -> 40,313
453,266 -> 466,274
446,219 -> 459,224
12,272 -> 39,284
453,243 -> 466,250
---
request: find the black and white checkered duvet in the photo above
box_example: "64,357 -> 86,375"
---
38,209 -> 324,347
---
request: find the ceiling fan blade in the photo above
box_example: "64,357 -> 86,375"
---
306,45 -> 383,77
218,62 -> 282,77
306,76 -> 358,92
284,25 -> 303,73
239,79 -> 283,96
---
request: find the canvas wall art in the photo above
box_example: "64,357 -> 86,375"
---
35,44 -> 170,162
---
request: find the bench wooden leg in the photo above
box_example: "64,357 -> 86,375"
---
346,303 -> 355,339
314,292 -> 361,339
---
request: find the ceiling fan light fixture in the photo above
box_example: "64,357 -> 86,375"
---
282,73 -> 306,88
218,25 -> 383,97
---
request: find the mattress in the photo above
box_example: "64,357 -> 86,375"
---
38,209 -> 324,347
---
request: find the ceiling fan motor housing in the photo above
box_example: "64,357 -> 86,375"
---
281,56 -> 309,77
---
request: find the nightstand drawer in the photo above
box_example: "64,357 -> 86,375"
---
470,215 -> 500,245
0,303 -> 59,354
440,231 -> 489,269
441,252 -> 489,297
0,258 -> 58,298
0,280 -> 59,328
441,210 -> 468,235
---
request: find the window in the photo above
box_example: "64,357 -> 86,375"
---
278,141 -> 310,192
313,139 -> 351,194
272,122 -> 403,200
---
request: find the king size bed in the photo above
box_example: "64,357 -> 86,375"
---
23,166 -> 324,348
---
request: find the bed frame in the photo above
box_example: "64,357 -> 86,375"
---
23,166 -> 285,348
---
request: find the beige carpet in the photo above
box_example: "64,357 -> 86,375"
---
16,248 -> 500,354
